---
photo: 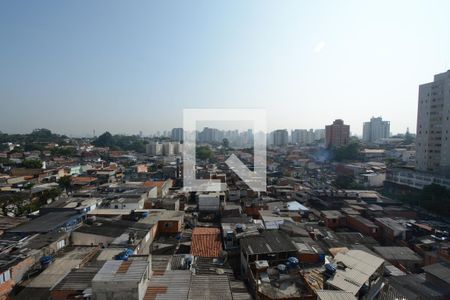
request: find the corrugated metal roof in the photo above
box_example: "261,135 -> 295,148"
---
423,261 -> 450,284
188,274 -> 232,300
52,263 -> 103,291
93,257 -> 149,283
316,290 -> 356,300
374,246 -> 422,262
28,247 -> 98,288
327,250 -> 384,295
240,230 -> 297,255
145,270 -> 191,300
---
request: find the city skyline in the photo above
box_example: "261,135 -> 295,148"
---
1,1 -> 450,135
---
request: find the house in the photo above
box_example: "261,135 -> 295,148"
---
259,210 -> 294,230
71,218 -> 152,254
191,227 -> 222,258
18,246 -> 99,294
240,230 -> 298,276
110,197 -> 144,210
198,193 -> 223,213
320,210 -> 344,229
240,230 -> 308,299
92,256 -> 151,300
50,263 -> 103,300
0,231 -> 70,299
326,250 -> 384,297
374,246 -> 422,271
346,215 -> 379,238
143,179 -> 172,198
8,211 -> 84,234
375,217 -> 410,243
423,262 -> 450,295
292,236 -> 325,263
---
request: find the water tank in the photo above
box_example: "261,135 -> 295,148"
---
287,257 -> 299,268
226,230 -> 234,241
115,248 -> 134,261
325,263 -> 336,274
40,255 -> 53,268
277,264 -> 287,274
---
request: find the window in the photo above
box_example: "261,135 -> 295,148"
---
0,270 -> 11,284
57,239 -> 66,250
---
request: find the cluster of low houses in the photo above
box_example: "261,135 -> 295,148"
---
0,143 -> 448,300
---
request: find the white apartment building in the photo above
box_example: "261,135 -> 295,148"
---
363,117 -> 390,143
291,129 -> 325,145
145,141 -> 163,156
146,141 -> 181,156
416,70 -> 450,174
273,129 -> 289,146
386,168 -> 450,190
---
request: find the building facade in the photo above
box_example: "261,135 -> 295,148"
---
272,129 -> 289,146
416,70 -> 450,174
325,119 -> 350,148
363,117 -> 390,143
171,127 -> 183,142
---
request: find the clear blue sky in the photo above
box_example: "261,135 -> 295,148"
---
1,0 -> 449,136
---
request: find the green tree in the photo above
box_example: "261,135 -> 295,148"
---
51,147 -> 76,156
420,184 -> 450,216
23,158 -> 43,169
93,131 -> 115,147
404,128 -> 414,144
222,138 -> 230,149
334,175 -> 364,189
58,176 -> 72,193
196,146 -> 213,160
331,142 -> 361,162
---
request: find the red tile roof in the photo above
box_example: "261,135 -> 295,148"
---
143,181 -> 165,188
72,176 -> 97,184
191,227 -> 222,258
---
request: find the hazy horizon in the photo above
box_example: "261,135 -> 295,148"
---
1,1 -> 450,136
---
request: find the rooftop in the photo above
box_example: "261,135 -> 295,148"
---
188,274 -> 233,300
423,261 -> 450,284
327,250 -> 384,295
92,256 -> 149,283
28,246 -> 99,288
375,217 -> 407,233
145,270 -> 191,300
321,210 -> 343,218
241,230 -> 297,256
191,227 -> 222,258
8,211 -> 82,233
373,246 -> 422,262
316,290 -> 356,300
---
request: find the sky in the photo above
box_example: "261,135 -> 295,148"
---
1,0 -> 450,137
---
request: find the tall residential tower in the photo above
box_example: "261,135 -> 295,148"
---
362,117 -> 390,143
325,119 -> 350,148
416,70 -> 450,174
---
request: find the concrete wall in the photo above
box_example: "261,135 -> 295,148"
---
71,231 -> 113,247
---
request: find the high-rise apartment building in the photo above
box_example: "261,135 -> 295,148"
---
362,117 -> 390,143
171,128 -> 183,142
325,119 -> 350,148
273,129 -> 289,146
416,70 -> 450,173
291,129 -> 316,145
